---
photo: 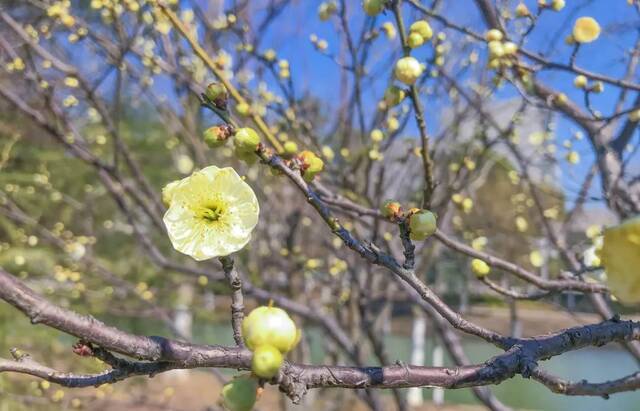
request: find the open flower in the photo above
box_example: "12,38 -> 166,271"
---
163,166 -> 259,261
601,216 -> 640,304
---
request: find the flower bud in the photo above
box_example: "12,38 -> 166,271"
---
370,129 -> 384,142
205,82 -> 229,109
471,258 -> 490,278
629,109 -> 640,122
394,56 -> 423,85
251,344 -> 283,378
363,0 -> 384,16
382,22 -> 396,40
283,141 -> 298,156
243,305 -> 299,353
488,41 -> 505,58
410,20 -> 433,41
515,2 -> 530,17
318,1 -> 337,21
203,125 -> 233,148
592,81 -> 604,93
298,150 -> 324,182
408,209 -> 437,241
551,0 -> 565,11
503,41 -> 518,55
236,102 -> 251,117
573,17 -> 600,43
234,127 -> 260,154
407,32 -> 425,49
381,200 -> 402,219
383,86 -> 405,107
221,375 -> 258,411
573,75 -> 588,89
485,29 -> 503,42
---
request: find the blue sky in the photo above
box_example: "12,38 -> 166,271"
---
88,0 -> 638,210
237,0 -> 639,209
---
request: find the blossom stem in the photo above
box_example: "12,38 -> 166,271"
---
220,256 -> 246,347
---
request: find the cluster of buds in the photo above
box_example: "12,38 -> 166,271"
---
538,0 -> 566,11
309,34 -> 329,52
381,201 -> 438,241
573,75 -> 604,93
296,150 -> 324,182
243,304 -> 300,378
485,29 -> 518,71
407,20 -> 433,49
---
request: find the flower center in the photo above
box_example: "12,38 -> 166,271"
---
200,202 -> 226,223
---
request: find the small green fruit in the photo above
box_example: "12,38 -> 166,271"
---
408,209 -> 437,241
234,128 -> 260,154
221,375 -> 258,411
251,345 -> 283,378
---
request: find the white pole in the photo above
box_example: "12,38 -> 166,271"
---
407,308 -> 426,407
433,344 -> 444,406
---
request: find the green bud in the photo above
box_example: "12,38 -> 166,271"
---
237,151 -> 258,164
205,82 -> 229,109
408,209 -> 437,241
251,344 -> 283,378
299,150 -> 324,182
381,200 -> 402,219
363,0 -> 384,16
234,127 -> 261,154
383,86 -> 405,107
203,125 -> 232,148
283,141 -> 298,156
221,375 -> 258,411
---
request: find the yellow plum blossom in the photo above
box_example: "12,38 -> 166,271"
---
601,216 -> 640,304
573,17 -> 600,43
163,166 -> 259,261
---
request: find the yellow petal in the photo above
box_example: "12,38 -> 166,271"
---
601,216 -> 640,304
